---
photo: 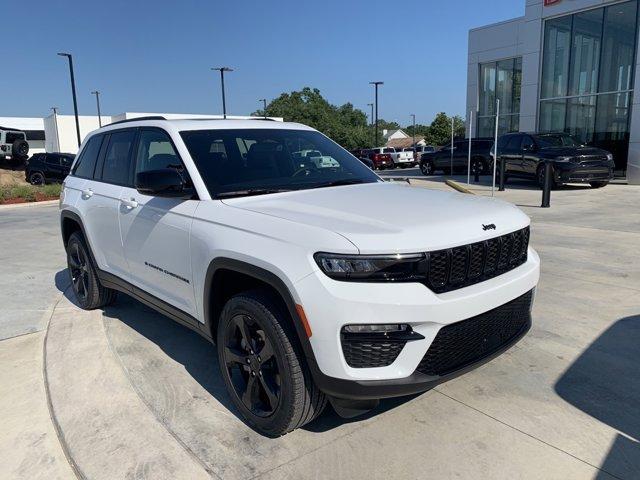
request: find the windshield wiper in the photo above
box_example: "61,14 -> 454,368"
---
216,188 -> 292,199
312,179 -> 366,189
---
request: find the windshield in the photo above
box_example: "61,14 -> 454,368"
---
534,133 -> 583,148
180,128 -> 379,198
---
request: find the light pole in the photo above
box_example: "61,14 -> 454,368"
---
410,114 -> 416,147
211,67 -> 233,118
57,52 -> 81,148
51,107 -> 60,152
369,81 -> 383,147
91,90 -> 102,127
367,103 -> 374,146
259,98 -> 267,119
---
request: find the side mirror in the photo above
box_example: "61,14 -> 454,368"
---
135,169 -> 190,198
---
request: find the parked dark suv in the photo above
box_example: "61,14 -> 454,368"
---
419,139 -> 494,176
496,132 -> 614,189
25,153 -> 75,185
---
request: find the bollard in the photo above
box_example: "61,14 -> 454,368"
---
541,161 -> 552,208
474,168 -> 480,183
498,158 -> 506,191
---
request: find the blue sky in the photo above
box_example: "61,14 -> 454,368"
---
8,0 -> 523,127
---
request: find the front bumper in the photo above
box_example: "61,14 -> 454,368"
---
555,162 -> 614,183
294,247 -> 540,398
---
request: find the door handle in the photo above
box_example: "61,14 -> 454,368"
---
120,197 -> 139,209
81,188 -> 93,198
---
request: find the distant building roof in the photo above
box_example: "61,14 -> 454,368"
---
386,136 -> 426,149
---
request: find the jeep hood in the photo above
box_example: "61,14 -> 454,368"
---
221,182 -> 530,254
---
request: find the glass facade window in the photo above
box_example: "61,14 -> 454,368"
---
539,0 -> 638,174
478,57 -> 522,137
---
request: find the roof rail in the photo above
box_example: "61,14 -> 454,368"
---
107,116 -> 167,126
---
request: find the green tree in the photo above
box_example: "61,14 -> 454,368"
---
421,112 -> 466,147
255,87 -> 374,150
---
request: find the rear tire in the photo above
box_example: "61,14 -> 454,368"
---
29,172 -> 45,185
589,181 -> 608,188
217,290 -> 326,437
66,232 -> 117,310
420,160 -> 434,176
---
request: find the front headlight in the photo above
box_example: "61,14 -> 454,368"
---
314,252 -> 427,282
555,156 -> 573,163
606,153 -> 614,161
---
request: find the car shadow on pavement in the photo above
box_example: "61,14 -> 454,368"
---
84,289 -> 416,434
554,315 -> 640,479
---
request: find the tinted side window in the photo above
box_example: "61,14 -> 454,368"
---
72,135 -> 104,179
135,129 -> 181,173
45,155 -> 61,166
101,130 -> 136,186
506,135 -> 523,151
521,136 -> 535,150
498,136 -> 510,149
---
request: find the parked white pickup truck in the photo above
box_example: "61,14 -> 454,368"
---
386,147 -> 416,168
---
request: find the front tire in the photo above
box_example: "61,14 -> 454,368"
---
537,165 -> 557,190
66,232 -> 117,310
471,157 -> 486,176
590,181 -> 608,188
217,291 -> 326,437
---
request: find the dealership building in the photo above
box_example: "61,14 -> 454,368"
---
467,0 -> 640,184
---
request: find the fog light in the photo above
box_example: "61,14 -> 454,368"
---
343,324 -> 409,334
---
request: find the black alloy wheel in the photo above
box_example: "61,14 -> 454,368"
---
537,164 -> 557,190
471,158 -> 485,175
29,172 -> 45,185
68,240 -> 90,304
65,232 -> 117,310
420,160 -> 434,176
223,313 -> 281,417
217,291 -> 326,436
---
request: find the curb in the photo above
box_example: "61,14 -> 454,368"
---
0,199 -> 59,210
445,179 -> 475,195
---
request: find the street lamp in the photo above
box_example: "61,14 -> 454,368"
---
369,81 -> 384,147
259,98 -> 267,119
367,103 -> 374,146
57,52 -> 81,148
410,114 -> 416,148
91,90 -> 102,127
211,67 -> 233,118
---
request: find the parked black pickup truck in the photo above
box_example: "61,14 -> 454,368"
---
419,139 -> 494,176
496,132 -> 614,189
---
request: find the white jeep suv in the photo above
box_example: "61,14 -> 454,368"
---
59,117 -> 540,436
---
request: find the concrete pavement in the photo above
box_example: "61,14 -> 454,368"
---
0,181 -> 638,479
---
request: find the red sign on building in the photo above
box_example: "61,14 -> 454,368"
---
544,0 -> 561,5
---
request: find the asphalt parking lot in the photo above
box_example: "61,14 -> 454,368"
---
1,179 -> 639,480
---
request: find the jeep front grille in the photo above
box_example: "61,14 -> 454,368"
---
425,227 -> 529,294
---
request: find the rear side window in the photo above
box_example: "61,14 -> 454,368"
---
46,155 -> 61,166
72,135 -> 104,179
101,130 -> 136,185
